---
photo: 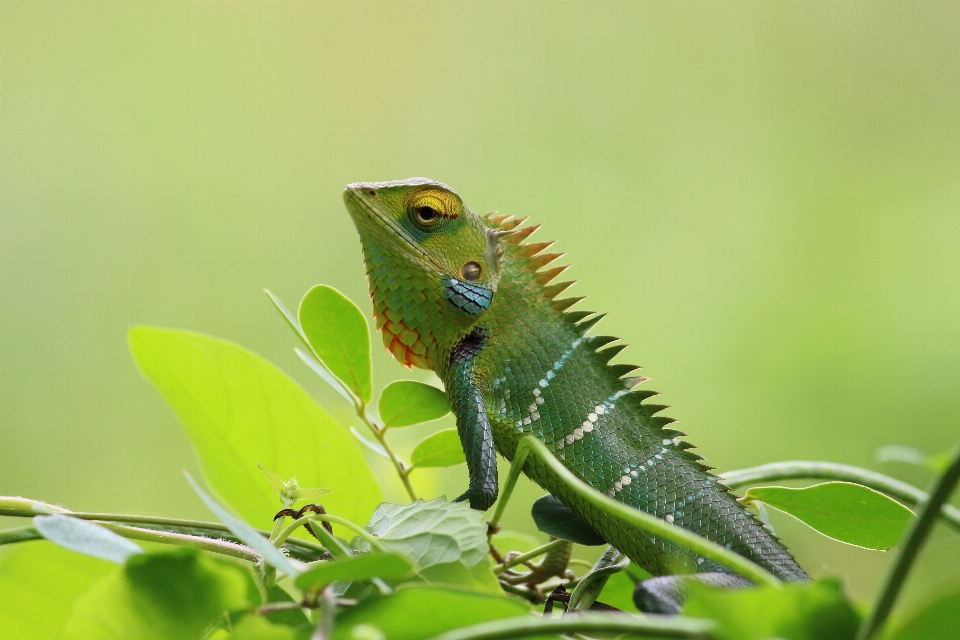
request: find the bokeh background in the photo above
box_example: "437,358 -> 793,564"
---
2,0 -> 959,607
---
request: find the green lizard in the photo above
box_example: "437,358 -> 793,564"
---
343,178 -> 808,611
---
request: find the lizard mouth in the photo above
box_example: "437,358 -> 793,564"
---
343,186 -> 444,272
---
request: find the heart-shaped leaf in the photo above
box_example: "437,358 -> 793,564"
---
744,482 -> 914,549
410,429 -> 465,468
378,380 -> 449,428
299,285 -> 372,405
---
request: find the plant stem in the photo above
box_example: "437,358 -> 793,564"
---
492,437 -> 781,588
423,611 -> 714,640
98,522 -> 261,563
274,514 -> 384,552
855,443 -> 960,640
493,539 -> 567,575
358,407 -> 418,502
722,460 -> 960,533
0,497 -> 326,560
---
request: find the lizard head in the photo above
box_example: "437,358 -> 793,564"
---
343,177 -> 502,370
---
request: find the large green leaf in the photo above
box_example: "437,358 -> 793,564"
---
378,380 -> 449,428
294,553 -> 414,590
298,285 -> 372,404
330,584 -> 531,640
410,429 -> 466,468
129,327 -> 382,530
0,541 -> 114,640
683,578 -> 860,640
60,548 -> 259,640
360,498 -> 499,591
34,514 -> 144,564
744,482 -> 914,549
885,584 -> 960,640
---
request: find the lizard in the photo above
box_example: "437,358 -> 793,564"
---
342,177 -> 809,611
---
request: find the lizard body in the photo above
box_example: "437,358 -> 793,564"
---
343,178 -> 808,591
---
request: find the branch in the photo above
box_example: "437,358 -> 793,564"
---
856,443 -> 960,640
424,611 -> 714,640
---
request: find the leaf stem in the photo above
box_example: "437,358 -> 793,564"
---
491,437 -> 781,588
493,538 -> 568,575
358,407 -> 418,502
855,442 -> 960,640
722,460 -> 960,534
423,611 -> 715,640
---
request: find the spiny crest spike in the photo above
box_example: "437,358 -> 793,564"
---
506,224 -> 540,245
608,363 -> 641,378
643,404 -> 670,416
518,241 -> 555,257
542,280 -> 576,300
652,416 -> 678,428
630,389 -> 659,401
487,228 -> 517,242
552,296 -> 585,312
488,213 -> 511,225
578,312 -> 606,333
625,375 -> 651,387
499,216 -> 527,231
564,310 -> 594,324
595,344 -> 627,364
526,252 -> 565,270
482,210 -> 499,221
535,265 -> 570,285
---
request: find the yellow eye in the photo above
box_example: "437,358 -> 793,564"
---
408,188 -> 461,229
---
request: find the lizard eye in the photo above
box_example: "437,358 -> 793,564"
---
415,206 -> 439,222
461,262 -> 482,281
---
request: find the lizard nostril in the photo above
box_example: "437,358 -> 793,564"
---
368,189 -> 377,197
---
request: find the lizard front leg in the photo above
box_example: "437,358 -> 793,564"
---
446,327 -> 498,511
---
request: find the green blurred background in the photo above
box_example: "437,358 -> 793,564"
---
2,0 -> 958,606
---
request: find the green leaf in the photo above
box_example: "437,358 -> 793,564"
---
185,472 -> 300,577
295,346 -> 357,406
298,285 -> 372,404
490,530 -> 542,554
744,482 -> 914,549
378,380 -> 449,428
597,570 -> 639,611
330,584 -> 531,640
885,584 -> 960,640
0,541 -> 114,640
265,289 -> 309,346
257,464 -> 289,497
33,514 -> 143,564
295,553 -> 414,590
60,548 -> 259,640
361,498 -> 499,591
683,578 -> 860,640
128,327 -> 382,531
531,494 -> 606,546
227,615 -> 301,640
410,429 -> 465,468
